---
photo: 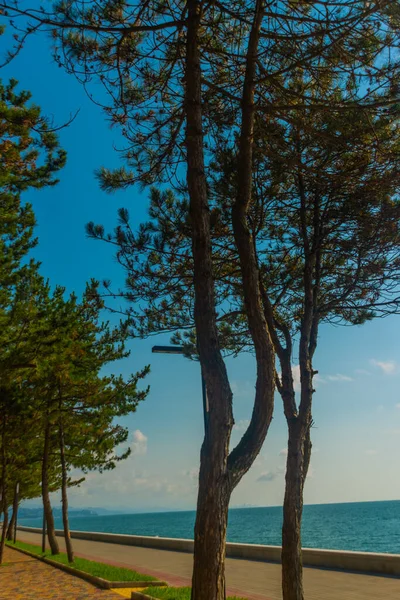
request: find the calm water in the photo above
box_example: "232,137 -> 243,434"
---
20,500 -> 400,554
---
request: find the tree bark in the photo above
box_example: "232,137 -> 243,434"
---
42,418 -> 59,555
185,3 -> 275,598
230,0 -> 275,490
280,151 -> 320,600
192,445 -> 232,600
6,501 -> 16,541
0,498 -> 8,564
185,3 -> 235,599
281,352 -> 314,600
6,482 -> 19,541
281,285 -> 315,599
282,421 -> 307,600
0,416 -> 8,564
6,514 -> 14,541
6,511 -> 14,541
59,415 -> 74,562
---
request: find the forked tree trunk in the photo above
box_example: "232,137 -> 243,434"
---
185,2 -> 274,599
280,174 -> 319,600
59,417 -> 74,562
185,2 -> 234,599
42,419 -> 59,555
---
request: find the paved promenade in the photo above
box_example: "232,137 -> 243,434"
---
0,546 -> 121,600
17,530 -> 400,600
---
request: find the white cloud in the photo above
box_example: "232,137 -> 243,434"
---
326,374 -> 353,382
276,365 -> 301,391
257,470 -> 279,483
231,381 -> 255,400
124,472 -> 194,497
131,429 -> 148,455
133,477 -> 171,493
314,374 -> 326,385
279,448 -> 288,457
183,467 -> 199,481
256,458 -> 314,484
253,453 -> 267,468
257,465 -> 285,483
396,403 -> 400,409
292,365 -> 301,391
355,369 -> 371,376
370,359 -> 397,375
233,419 -> 250,433
278,365 -> 325,390
68,463 -> 196,505
365,450 -> 378,456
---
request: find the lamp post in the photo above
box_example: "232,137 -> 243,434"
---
151,345 -> 209,434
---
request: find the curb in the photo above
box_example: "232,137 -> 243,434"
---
131,592 -> 158,600
6,544 -> 167,590
112,581 -> 168,589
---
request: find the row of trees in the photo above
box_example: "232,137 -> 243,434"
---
89,88 -> 400,597
0,76 -> 149,564
0,2 -> 399,600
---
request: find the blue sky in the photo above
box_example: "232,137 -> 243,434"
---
2,31 -> 400,513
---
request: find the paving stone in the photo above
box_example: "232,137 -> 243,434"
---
0,547 -> 121,600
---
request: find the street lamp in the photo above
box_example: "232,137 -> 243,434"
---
152,345 -> 209,434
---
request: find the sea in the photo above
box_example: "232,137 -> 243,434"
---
19,500 -> 400,555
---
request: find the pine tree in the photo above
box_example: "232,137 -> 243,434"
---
1,3 -> 398,597
30,282 -> 149,559
87,98 -> 400,598
0,77 -> 66,302
0,77 -> 66,564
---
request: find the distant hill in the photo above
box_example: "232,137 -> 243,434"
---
19,507 -> 98,519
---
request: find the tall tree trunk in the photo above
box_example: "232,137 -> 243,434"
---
6,482 -> 18,541
185,3 -> 234,599
281,350 -> 314,600
0,416 -> 8,564
282,421 -> 307,600
58,414 -> 74,562
280,167 -> 319,600
42,418 -> 59,555
185,2 -> 275,599
6,509 -> 15,541
192,444 -> 232,600
0,498 -> 8,564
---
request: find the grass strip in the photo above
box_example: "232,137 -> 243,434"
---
7,540 -> 156,582
141,587 -> 248,600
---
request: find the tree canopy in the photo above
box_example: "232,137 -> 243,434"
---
0,3 -> 399,598
0,77 -> 148,564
